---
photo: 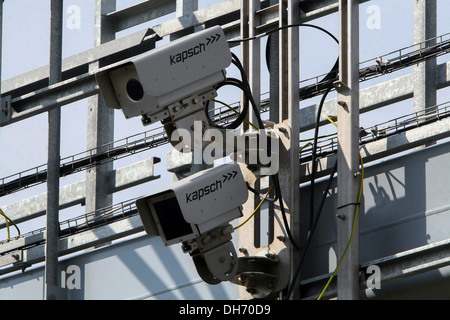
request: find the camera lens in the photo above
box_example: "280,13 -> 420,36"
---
126,79 -> 144,101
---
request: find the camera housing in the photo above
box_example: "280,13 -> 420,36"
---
136,163 -> 247,246
136,163 -> 248,284
95,25 -> 232,126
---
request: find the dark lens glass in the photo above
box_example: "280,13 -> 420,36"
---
126,79 -> 144,101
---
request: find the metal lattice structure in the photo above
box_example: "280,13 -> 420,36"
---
0,0 -> 450,300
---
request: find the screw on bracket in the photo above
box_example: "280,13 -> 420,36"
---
336,212 -> 346,220
337,100 -> 347,107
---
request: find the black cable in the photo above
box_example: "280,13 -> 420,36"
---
285,160 -> 338,300
228,23 -> 338,45
205,53 -> 264,130
228,22 -> 343,298
209,51 -> 300,250
309,87 -> 332,231
272,173 -> 300,250
247,182 -> 278,202
232,53 -> 299,250
264,24 -> 339,75
261,23 -> 338,232
250,22 -> 340,298
204,77 -> 249,129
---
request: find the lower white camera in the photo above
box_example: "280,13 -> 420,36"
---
136,163 -> 248,284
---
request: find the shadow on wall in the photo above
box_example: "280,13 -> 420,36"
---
0,234 -> 238,300
299,140 -> 450,290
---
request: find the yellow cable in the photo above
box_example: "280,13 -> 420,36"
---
210,99 -> 259,130
234,184 -> 274,230
299,142 -> 312,153
0,208 -> 20,240
317,117 -> 364,300
327,115 -> 338,128
300,132 -> 337,143
0,209 -> 10,239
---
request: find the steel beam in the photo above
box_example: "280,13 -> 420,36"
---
1,28 -> 157,97
300,115 -> 450,182
300,238 -> 450,300
237,0 -> 263,300
279,0 -> 301,300
110,0 -> 372,41
414,0 -> 437,149
45,0 -> 63,300
0,28 -> 158,127
334,0 -> 360,300
85,0 -> 116,217
0,158 -> 160,228
4,1 -> 449,130
0,215 -> 145,276
413,0 -> 437,115
107,0 -> 176,33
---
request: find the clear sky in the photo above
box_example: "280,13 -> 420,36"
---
0,0 -> 450,237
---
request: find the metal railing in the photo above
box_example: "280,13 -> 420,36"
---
299,102 -> 450,162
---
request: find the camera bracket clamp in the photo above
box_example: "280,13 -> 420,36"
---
183,223 -> 239,285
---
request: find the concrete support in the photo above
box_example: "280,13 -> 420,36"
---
85,0 -> 116,214
335,0 -> 360,300
45,0 -> 63,300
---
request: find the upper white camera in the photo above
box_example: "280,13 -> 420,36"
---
95,26 -> 232,127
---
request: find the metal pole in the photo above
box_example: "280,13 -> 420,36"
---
248,0 -> 260,129
414,0 -> 437,120
278,0 -> 301,299
237,0 -> 260,299
45,0 -> 63,300
0,0 -> 4,127
0,0 -> 3,101
86,0 -> 116,215
335,0 -> 360,300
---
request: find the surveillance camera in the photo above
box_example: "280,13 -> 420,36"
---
95,26 -> 232,128
136,163 -> 248,284
136,163 -> 247,244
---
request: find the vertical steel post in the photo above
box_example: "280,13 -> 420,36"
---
172,0 -> 207,176
279,0 -> 301,299
237,0 -> 260,299
86,0 -> 116,215
0,0 -> 3,135
0,0 -> 3,105
248,0 -> 261,129
240,0 -> 250,132
45,0 -> 63,300
175,0 -> 198,21
414,0 -> 437,119
335,0 -> 360,300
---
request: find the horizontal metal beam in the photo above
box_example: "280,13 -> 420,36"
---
4,0 -> 448,128
299,0 -> 369,21
151,0 -> 241,38
0,214 -> 145,275
0,29 -> 159,127
300,116 -> 450,182
2,28 -> 156,96
108,0 -> 177,33
113,0 -> 369,41
300,237 -> 450,300
300,60 -> 450,132
0,158 -> 160,227
4,73 -> 98,127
